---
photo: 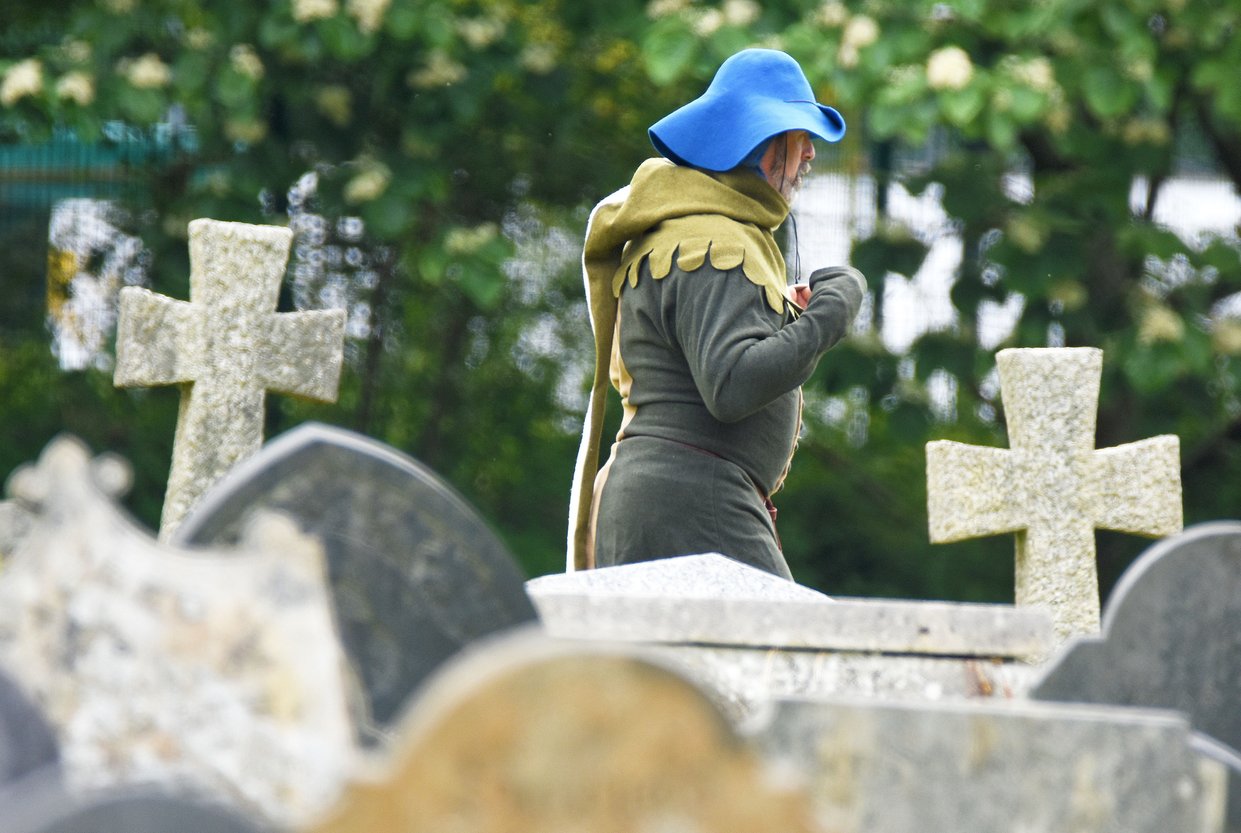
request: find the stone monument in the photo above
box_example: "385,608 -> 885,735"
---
0,435 -> 355,828
113,219 -> 346,539
307,630 -> 820,833
926,347 -> 1182,645
175,423 -> 540,739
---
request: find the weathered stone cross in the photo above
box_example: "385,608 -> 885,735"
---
114,219 -> 345,539
926,347 -> 1182,645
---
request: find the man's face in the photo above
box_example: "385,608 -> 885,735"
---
761,130 -> 816,202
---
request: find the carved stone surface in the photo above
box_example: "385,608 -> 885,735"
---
4,787 -> 266,833
0,499 -> 34,560
307,631 -> 819,833
175,423 -> 538,738
0,436 -> 355,828
114,219 -> 346,539
1033,522 -> 1241,832
926,347 -> 1182,645
757,697 -> 1226,833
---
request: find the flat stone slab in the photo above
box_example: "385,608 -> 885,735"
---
756,697 -> 1226,833
530,555 -> 1052,658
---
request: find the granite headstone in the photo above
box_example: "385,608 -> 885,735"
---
4,788 -> 268,833
0,665 -> 59,788
175,422 -> 539,738
1033,521 -> 1241,830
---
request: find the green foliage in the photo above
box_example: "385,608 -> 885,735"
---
3,0 -> 1241,607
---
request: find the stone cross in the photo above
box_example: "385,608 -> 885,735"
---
114,219 -> 345,539
926,347 -> 1182,645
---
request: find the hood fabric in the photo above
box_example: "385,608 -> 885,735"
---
567,158 -> 791,571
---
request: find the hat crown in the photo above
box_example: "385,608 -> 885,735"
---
648,48 -> 845,172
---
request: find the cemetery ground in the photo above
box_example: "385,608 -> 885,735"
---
0,218 -> 1237,832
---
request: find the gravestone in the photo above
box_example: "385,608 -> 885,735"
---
757,696 -> 1226,832
175,422 -> 539,738
926,347 -> 1182,645
1032,521 -> 1241,831
0,665 -> 59,788
114,218 -> 346,539
306,630 -> 820,833
0,498 -> 34,559
0,435 -> 355,828
4,787 -> 267,833
530,555 -> 1052,719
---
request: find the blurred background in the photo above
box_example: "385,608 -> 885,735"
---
2,0 -> 1240,603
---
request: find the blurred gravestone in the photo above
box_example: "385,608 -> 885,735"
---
3,788 -> 268,833
0,499 -> 35,559
1032,521 -> 1241,831
0,435 -> 355,828
306,630 -> 818,833
175,422 -> 539,738
114,218 -> 346,539
0,664 -> 59,788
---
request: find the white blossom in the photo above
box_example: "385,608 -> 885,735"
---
1139,304 -> 1184,344
292,0 -> 338,23
347,0 -> 391,34
55,71 -> 95,106
817,1 -> 848,27
458,18 -> 506,49
407,52 -> 467,88
926,46 -> 973,91
230,45 -> 264,80
646,0 -> 689,18
123,53 -> 172,89
842,15 -> 880,50
1010,56 -> 1054,92
723,0 -> 761,27
1,59 -> 43,107
693,9 -> 724,37
315,84 -> 352,126
520,43 -> 558,74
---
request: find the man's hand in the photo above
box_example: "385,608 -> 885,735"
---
787,282 -> 811,309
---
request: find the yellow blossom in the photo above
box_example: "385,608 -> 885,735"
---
1212,319 -> 1241,355
186,28 -> 215,49
458,17 -> 506,49
1048,280 -> 1088,312
347,0 -> 391,34
292,0 -> 338,23
225,119 -> 268,144
104,0 -> 137,12
1,59 -> 43,107
408,52 -> 467,88
927,46 -> 973,91
230,45 -> 265,80
344,162 -> 391,204
123,53 -> 172,89
62,40 -> 92,64
315,84 -> 352,127
520,43 -> 557,74
1010,56 -> 1055,92
55,72 -> 95,106
1138,304 -> 1184,345
445,223 -> 499,255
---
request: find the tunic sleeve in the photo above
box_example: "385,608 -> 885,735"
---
668,263 -> 865,423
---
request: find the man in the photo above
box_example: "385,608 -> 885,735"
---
567,48 -> 866,579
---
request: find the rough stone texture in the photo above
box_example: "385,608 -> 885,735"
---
1032,522 -> 1241,832
530,555 -> 1051,720
0,435 -> 355,828
926,347 -> 1182,646
755,696 -> 1226,833
307,631 -> 819,833
113,219 -> 346,539
175,423 -> 539,739
0,499 -> 34,560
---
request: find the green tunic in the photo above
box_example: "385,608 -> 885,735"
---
568,158 -> 865,576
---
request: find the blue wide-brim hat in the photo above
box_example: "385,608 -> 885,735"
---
649,48 -> 845,172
